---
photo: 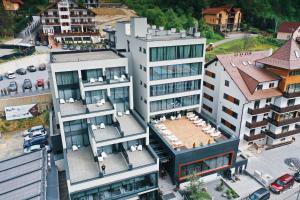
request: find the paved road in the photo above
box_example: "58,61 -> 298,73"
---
212,33 -> 258,47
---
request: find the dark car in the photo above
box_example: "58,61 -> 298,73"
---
36,79 -> 45,87
248,188 -> 270,200
38,63 -> 47,71
69,45 -> 76,50
16,68 -> 27,75
0,74 -> 3,81
27,65 -> 37,72
62,45 -> 69,50
23,79 -> 32,90
294,171 -> 300,183
7,81 -> 18,92
270,174 -> 294,194
23,135 -> 48,148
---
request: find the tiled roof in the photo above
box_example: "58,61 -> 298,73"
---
215,50 -> 282,101
0,150 -> 47,200
202,5 -> 240,15
257,39 -> 300,70
278,22 -> 300,33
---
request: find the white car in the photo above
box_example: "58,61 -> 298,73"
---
5,71 -> 16,79
24,144 -> 51,154
24,130 -> 47,141
23,125 -> 45,137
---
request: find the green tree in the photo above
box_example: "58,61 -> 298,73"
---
185,173 -> 212,200
0,3 -> 15,37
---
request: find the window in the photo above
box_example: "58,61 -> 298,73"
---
203,93 -> 213,102
140,65 -> 142,70
150,80 -> 201,96
222,106 -> 238,119
144,99 -> 147,104
143,48 -> 146,54
140,96 -> 143,100
282,125 -> 289,133
150,62 -> 202,81
287,83 -> 300,93
139,47 -> 142,52
257,84 -> 263,90
287,99 -> 295,106
225,80 -> 229,87
205,70 -> 215,78
144,83 -> 147,88
149,44 -> 204,62
250,129 -> 255,135
223,93 -> 239,105
289,71 -> 300,76
203,81 -> 214,90
252,116 -> 257,123
140,80 -> 142,85
221,118 -> 236,131
203,104 -> 213,113
254,100 -> 260,109
264,113 -> 269,117
269,82 -> 275,88
143,67 -> 146,72
266,98 -> 272,103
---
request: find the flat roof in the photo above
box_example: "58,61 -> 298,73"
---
137,33 -> 203,42
152,116 -> 229,150
51,50 -> 122,63
0,150 -> 47,200
60,101 -> 86,117
116,114 -> 145,136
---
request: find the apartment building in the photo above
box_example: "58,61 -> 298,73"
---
40,0 -> 100,44
50,50 -> 159,200
104,17 -> 243,185
203,39 -> 300,148
202,5 -> 242,32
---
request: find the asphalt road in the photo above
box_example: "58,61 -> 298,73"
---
0,68 -> 49,97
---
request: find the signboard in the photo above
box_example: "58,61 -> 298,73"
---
5,104 -> 38,121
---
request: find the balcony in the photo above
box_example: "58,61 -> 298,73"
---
82,74 -> 130,88
245,119 -> 268,129
268,116 -> 300,126
271,104 -> 300,113
264,128 -> 300,139
42,22 -> 60,25
243,132 -> 266,142
283,91 -> 300,98
248,105 -> 271,115
55,30 -> 100,36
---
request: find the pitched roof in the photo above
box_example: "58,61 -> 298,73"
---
202,5 -> 240,15
278,22 -> 300,33
0,150 -> 47,200
257,39 -> 300,70
215,50 -> 282,101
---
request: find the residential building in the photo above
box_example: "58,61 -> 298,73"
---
277,22 -> 300,40
84,0 -> 100,8
40,0 -> 100,44
50,49 -> 159,200
2,0 -> 23,12
203,39 -> 300,148
104,17 -> 244,185
202,5 -> 242,32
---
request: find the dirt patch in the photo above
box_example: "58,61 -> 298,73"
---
0,131 -> 23,160
92,8 -> 127,16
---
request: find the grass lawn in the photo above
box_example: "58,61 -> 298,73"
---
205,36 -> 285,61
0,111 -> 49,133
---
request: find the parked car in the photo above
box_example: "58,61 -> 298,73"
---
36,79 -> 45,87
69,45 -> 76,50
38,63 -> 47,71
270,174 -> 294,194
23,135 -> 48,148
5,71 -> 16,79
248,188 -> 270,200
62,45 -> 69,50
27,65 -> 37,72
75,45 -> 81,51
7,81 -> 18,92
42,41 -> 48,46
294,171 -> 300,183
16,68 -> 27,75
0,74 -> 3,81
22,79 -> 32,90
24,130 -> 48,141
23,125 -> 46,137
24,144 -> 52,154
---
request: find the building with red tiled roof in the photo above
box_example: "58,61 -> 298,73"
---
2,0 -> 23,11
277,22 -> 300,40
203,39 -> 300,148
202,5 -> 242,32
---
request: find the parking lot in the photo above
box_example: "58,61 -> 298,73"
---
0,67 -> 49,97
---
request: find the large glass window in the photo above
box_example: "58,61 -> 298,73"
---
71,173 -> 158,200
111,87 -> 129,112
150,62 -> 202,81
180,153 -> 232,178
105,67 -> 126,80
81,69 -> 103,83
150,95 -> 200,112
56,71 -> 80,100
63,119 -> 88,148
150,44 -> 204,62
85,89 -> 107,104
150,80 -> 201,96
287,83 -> 300,93
56,71 -> 79,86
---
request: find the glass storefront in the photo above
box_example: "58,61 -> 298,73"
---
71,173 -> 158,200
150,62 -> 202,81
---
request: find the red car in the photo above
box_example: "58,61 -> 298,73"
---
270,174 -> 294,194
36,79 -> 45,87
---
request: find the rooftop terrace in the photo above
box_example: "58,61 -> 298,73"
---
151,113 -> 229,150
51,50 -> 122,63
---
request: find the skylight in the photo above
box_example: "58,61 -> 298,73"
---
242,61 -> 247,66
